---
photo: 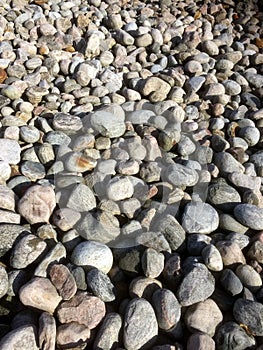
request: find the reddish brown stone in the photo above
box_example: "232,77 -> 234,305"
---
49,264 -> 77,300
56,292 -> 105,329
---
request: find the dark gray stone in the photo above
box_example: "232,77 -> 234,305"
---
86,268 -> 116,302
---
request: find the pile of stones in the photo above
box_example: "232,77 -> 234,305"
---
0,0 -> 263,349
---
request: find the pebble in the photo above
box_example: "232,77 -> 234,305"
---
10,233 -> 47,269
220,269 -> 243,296
141,77 -> 171,102
215,321 -> 256,350
152,288 -> 181,330
49,263 -> 77,300
18,185 -> 56,224
234,204 -> 263,230
19,277 -> 62,314
213,152 -> 244,176
187,332 -> 215,350
141,248 -> 164,278
123,298 -> 158,350
0,224 -> 30,258
38,312 -> 56,350
0,265 -> 8,299
207,178 -> 241,211
177,263 -> 215,306
56,322 -> 91,349
129,277 -> 162,300
216,241 -> 246,267
184,299 -> 223,336
233,298 -> 263,336
164,163 -> 199,188
86,268 -> 116,302
71,240 -> 113,274
182,202 -> 219,234
93,313 -> 122,350
64,183 -> 96,212
56,292 -> 106,329
202,244 -> 223,271
0,185 -> 16,211
89,110 -> 126,138
106,176 -> 134,201
0,139 -> 20,164
235,264 -> 262,293
0,325 -> 38,350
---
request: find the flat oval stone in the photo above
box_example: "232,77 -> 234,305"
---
235,264 -> 262,293
19,277 -> 62,313
177,263 -> 215,306
56,292 -> 105,329
71,240 -> 113,274
164,163 -> 199,188
10,233 -> 47,269
0,325 -> 38,350
152,288 -> 181,330
182,202 -> 219,234
49,264 -> 77,300
234,204 -> 263,230
123,298 -> 158,350
233,299 -> 263,336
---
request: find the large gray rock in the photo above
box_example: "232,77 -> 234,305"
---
0,325 -> 38,350
182,202 -> 219,234
234,204 -> 263,230
123,298 -> 158,350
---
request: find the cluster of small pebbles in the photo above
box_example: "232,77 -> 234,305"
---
0,0 -> 263,349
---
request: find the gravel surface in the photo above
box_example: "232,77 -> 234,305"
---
0,0 -> 263,349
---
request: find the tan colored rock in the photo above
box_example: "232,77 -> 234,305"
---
18,185 -> 56,224
129,276 -> 162,300
34,243 -> 66,278
216,241 -> 246,267
56,322 -> 91,349
141,77 -> 171,102
56,292 -> 105,329
0,185 -> 16,211
49,264 -> 77,300
39,312 -> 56,350
185,299 -> 223,336
19,277 -> 62,313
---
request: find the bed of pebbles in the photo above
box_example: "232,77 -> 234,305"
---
0,0 -> 263,349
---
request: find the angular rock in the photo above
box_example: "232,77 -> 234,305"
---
141,248 -> 164,278
19,277 -> 62,314
64,183 -> 96,212
202,244 -> 223,271
86,268 -> 116,302
0,264 -> 8,299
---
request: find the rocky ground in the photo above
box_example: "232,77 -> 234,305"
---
0,0 -> 263,349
